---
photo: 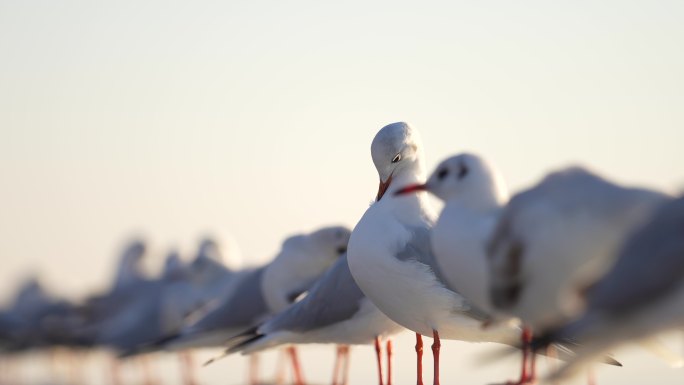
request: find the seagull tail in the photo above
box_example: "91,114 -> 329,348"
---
202,327 -> 263,367
117,332 -> 182,358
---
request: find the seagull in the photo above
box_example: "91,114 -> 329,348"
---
347,123 -> 521,385
83,239 -> 150,317
164,225 -> 349,349
221,254 -> 403,385
91,253 -> 197,353
395,153 -> 541,383
262,226 -> 351,314
395,153 -> 508,316
0,277 -> 82,351
531,195 -> 684,380
160,226 -> 349,385
110,239 -> 148,292
486,166 -> 669,332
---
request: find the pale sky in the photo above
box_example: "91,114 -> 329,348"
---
1,1 -> 683,384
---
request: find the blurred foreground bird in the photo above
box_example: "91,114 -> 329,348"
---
531,195 -> 684,380
155,225 -> 350,385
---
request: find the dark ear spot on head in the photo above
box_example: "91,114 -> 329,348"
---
457,162 -> 469,179
437,168 -> 449,181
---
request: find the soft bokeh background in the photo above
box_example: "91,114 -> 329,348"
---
1,0 -> 683,384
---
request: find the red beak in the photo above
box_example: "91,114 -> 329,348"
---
394,183 -> 427,196
376,175 -> 393,201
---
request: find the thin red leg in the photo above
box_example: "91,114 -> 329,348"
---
522,328 -> 535,383
386,339 -> 393,385
249,354 -> 260,385
374,336 -> 385,385
331,346 -> 341,385
586,367 -> 596,385
340,346 -> 350,385
502,327 -> 534,385
528,350 -> 537,383
180,351 -> 198,385
139,356 -> 158,385
287,346 -> 306,385
331,346 -> 344,385
109,356 -> 122,385
432,330 -> 441,385
415,333 -> 424,385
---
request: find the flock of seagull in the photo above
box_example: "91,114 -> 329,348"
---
2,122 -> 684,385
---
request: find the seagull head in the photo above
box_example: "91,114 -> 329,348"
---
196,238 -> 223,263
396,153 -> 508,210
113,239 -> 147,289
120,239 -> 146,264
188,238 -> 231,283
371,122 -> 425,201
309,225 -> 352,257
162,250 -> 187,281
262,225 -> 352,313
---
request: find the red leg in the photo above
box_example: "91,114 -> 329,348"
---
179,351 -> 198,385
432,331 -> 441,385
527,349 -> 537,384
273,350 -> 286,385
287,346 -> 306,385
331,346 -> 343,385
249,354 -> 260,385
340,346 -> 350,385
586,367 -> 596,385
522,328 -> 535,383
386,339 -> 393,385
139,356 -> 159,385
415,333 -> 424,385
332,347 -> 341,385
499,327 -> 535,385
374,336 -> 385,385
109,356 -> 122,385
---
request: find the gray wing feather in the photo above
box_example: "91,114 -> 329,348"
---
396,226 -> 491,322
95,282 -> 166,351
192,268 -> 268,331
588,196 -> 684,313
261,255 -> 364,333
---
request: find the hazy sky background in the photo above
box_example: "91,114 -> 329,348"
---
1,1 -> 683,384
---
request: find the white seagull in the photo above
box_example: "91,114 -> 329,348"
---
347,123 -> 520,385
165,226 -> 349,385
395,153 -> 542,383
486,166 -> 669,332
531,195 -> 684,380
166,226 -> 349,349
224,254 -> 403,385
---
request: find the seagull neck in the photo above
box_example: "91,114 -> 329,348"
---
388,171 -> 425,196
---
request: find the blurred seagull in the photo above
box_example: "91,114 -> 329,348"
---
163,226 -> 349,350
531,195 -> 684,380
486,166 -> 669,331
160,226 -> 349,385
347,123 -> 522,385
395,153 -> 539,383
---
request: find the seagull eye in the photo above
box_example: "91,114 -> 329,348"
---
437,168 -> 449,181
391,154 -> 402,163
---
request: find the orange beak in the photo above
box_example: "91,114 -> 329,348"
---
376,175 -> 393,201
394,183 -> 427,196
